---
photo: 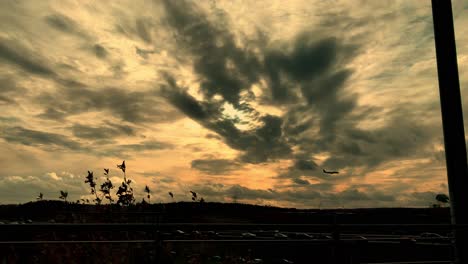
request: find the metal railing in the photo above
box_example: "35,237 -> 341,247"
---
0,222 -> 457,264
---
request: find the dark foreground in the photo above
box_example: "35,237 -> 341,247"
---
0,201 -> 455,263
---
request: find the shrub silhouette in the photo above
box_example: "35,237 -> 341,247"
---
37,192 -> 43,201
59,190 -> 68,202
190,191 -> 197,201
84,171 -> 102,205
82,160 -> 137,206
189,191 -> 204,203
144,185 -> 151,203
116,160 -> 135,206
100,168 -> 114,204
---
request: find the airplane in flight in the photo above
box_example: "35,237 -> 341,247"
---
323,169 -> 339,174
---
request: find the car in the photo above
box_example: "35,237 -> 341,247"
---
241,232 -> 257,238
207,231 -> 220,237
418,232 -> 449,243
419,232 -> 443,238
274,233 -> 288,239
291,232 -> 314,239
400,236 -> 417,244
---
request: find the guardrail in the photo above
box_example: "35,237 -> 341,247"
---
0,223 -> 457,264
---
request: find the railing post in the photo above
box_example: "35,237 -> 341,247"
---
431,1 -> 468,263
331,214 -> 345,264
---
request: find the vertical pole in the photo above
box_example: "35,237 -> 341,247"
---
431,1 -> 468,263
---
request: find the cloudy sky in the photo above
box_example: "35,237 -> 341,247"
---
0,0 -> 467,208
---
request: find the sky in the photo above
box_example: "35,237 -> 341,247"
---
0,0 -> 467,208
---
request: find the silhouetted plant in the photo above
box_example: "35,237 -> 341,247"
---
190,191 -> 204,203
144,185 -> 151,203
59,190 -> 68,202
99,169 -> 114,204
84,171 -> 102,205
116,160 -> 135,206
190,191 -> 197,202
37,192 -> 43,201
117,160 -> 126,174
81,160 -> 141,206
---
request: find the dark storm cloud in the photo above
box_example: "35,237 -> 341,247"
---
159,0 -> 441,182
161,81 -> 220,120
263,36 -> 357,104
0,38 -> 55,76
1,126 -> 83,151
36,85 -> 181,124
267,36 -> 359,151
278,37 -> 338,81
260,17 -> 436,179
281,99 -> 433,178
244,115 -> 293,162
162,83 -> 293,163
191,159 -> 242,175
71,122 -> 136,140
158,1 -> 362,165
161,0 -> 261,106
321,116 -> 435,170
278,114 -> 435,182
282,107 -> 317,140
